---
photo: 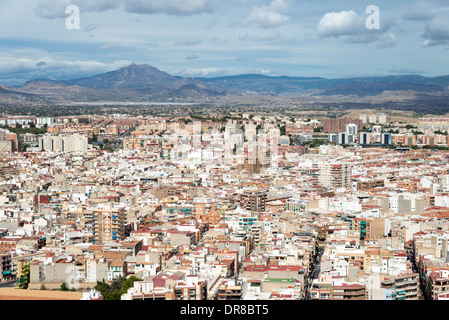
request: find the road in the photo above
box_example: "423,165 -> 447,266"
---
305,248 -> 323,300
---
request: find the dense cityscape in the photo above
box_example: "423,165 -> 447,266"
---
3,1 -> 449,313
1,108 -> 449,302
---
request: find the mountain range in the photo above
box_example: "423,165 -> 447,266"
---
2,63 -> 449,107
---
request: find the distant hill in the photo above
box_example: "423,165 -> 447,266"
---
1,64 -> 449,107
194,74 -> 449,96
63,63 -> 182,89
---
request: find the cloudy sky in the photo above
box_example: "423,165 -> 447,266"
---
0,0 -> 448,85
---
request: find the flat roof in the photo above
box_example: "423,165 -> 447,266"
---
0,288 -> 83,300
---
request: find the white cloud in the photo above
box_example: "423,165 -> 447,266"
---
402,1 -> 436,21
35,0 -> 216,18
0,57 -> 132,84
257,68 -> 271,74
35,0 -> 73,19
124,0 -> 217,16
181,67 -> 228,77
377,32 -> 398,49
421,17 -> 449,47
35,0 -> 121,18
317,9 -> 397,48
244,0 -> 290,28
269,0 -> 289,12
317,10 -> 361,38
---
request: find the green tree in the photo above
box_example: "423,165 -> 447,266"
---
22,143 -> 31,152
16,262 -> 30,289
280,125 -> 286,136
94,276 -> 142,300
60,282 -> 69,291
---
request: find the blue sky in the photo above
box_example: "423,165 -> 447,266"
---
0,0 -> 449,85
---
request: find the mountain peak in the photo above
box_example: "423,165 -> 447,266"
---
123,63 -> 152,69
61,63 -> 176,89
120,63 -> 163,73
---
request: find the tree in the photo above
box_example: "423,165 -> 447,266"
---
61,282 -> 69,291
22,144 -> 31,152
16,262 -> 30,289
94,276 -> 142,300
280,126 -> 286,136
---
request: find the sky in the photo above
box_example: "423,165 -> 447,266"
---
0,0 -> 449,85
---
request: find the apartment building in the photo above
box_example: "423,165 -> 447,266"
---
121,272 -> 207,300
332,282 -> 366,300
93,208 -> 126,244
29,255 -> 110,287
239,190 -> 268,213
317,162 -> 353,189
0,254 -> 13,283
194,198 -> 217,221
425,269 -> 449,300
380,273 -> 420,300
322,118 -> 363,133
39,133 -> 88,152
217,279 -> 243,300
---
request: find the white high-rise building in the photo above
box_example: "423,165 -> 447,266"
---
346,124 -> 358,136
36,117 -> 54,127
338,132 -> 347,145
378,114 -> 387,124
338,132 -> 354,145
359,132 -> 371,145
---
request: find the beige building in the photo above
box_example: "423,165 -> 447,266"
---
93,208 -> 126,244
39,133 -> 88,152
317,161 -> 352,189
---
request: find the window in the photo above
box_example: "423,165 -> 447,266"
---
320,293 -> 331,299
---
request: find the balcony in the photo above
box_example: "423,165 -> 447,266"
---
405,290 -> 418,297
333,291 -> 365,297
